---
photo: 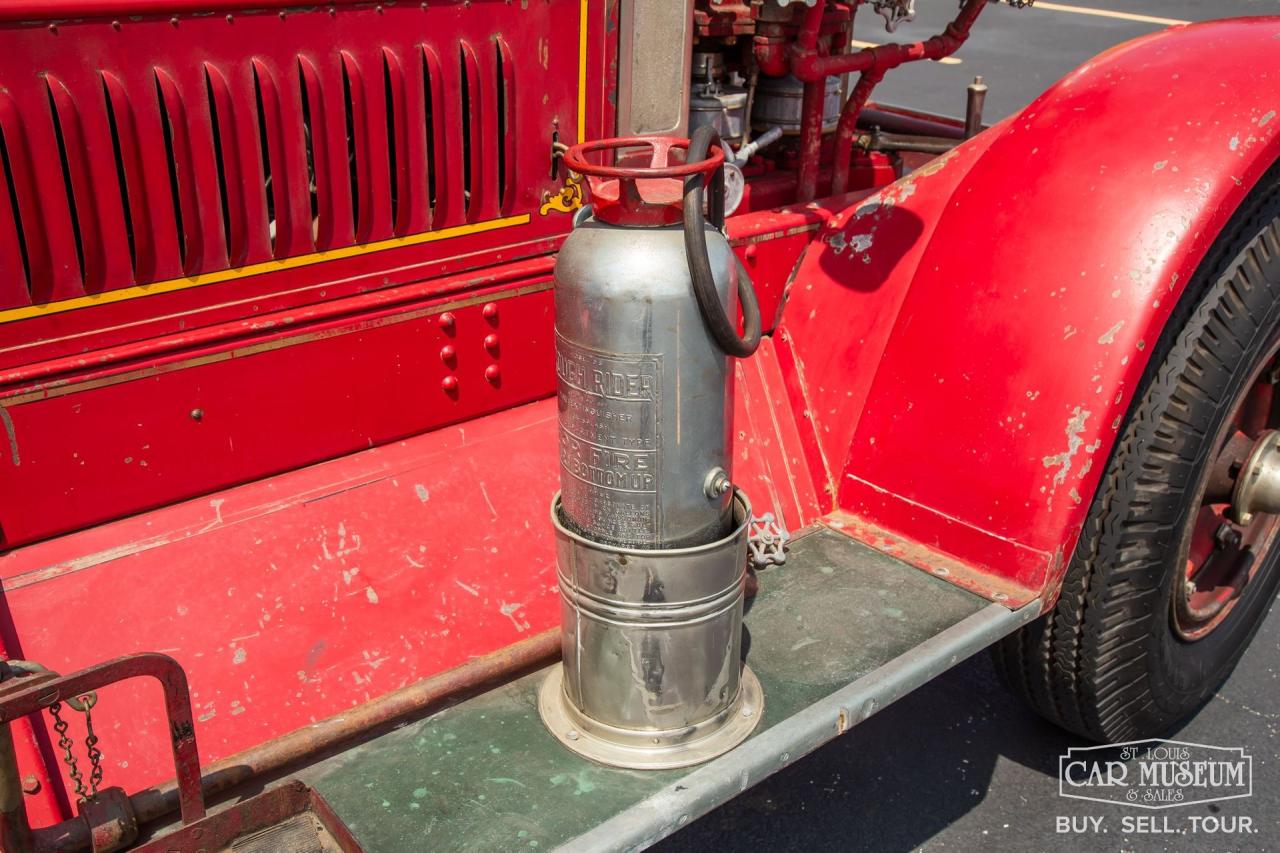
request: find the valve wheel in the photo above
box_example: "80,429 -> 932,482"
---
1172,351 -> 1280,640
564,134 -> 728,227
994,165 -> 1280,742
562,135 -> 725,180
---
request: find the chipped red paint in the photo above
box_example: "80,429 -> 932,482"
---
1,344 -> 809,817
781,17 -> 1280,602
0,0 -> 619,822
727,187 -> 885,331
0,269 -> 558,549
4,7 -> 1279,832
0,0 -> 620,545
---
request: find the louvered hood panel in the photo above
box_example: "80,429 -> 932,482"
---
0,1 -> 606,366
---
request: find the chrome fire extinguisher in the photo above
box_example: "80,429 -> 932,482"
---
539,127 -> 765,769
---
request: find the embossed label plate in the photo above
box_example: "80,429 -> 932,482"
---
555,331 -> 662,545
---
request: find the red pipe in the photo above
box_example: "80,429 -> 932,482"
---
859,104 -> 967,140
752,38 -> 789,78
796,79 -> 829,202
829,68 -> 885,196
792,0 -> 842,201
790,0 -> 988,82
796,0 -> 826,51
761,0 -> 988,199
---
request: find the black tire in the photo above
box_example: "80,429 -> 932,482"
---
993,164 -> 1280,742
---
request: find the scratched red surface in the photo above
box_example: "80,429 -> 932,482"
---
6,11 -> 1279,832
781,18 -> 1280,595
0,345 -> 812,822
0,191 -> 841,551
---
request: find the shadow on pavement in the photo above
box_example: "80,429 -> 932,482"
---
656,651 -> 1080,853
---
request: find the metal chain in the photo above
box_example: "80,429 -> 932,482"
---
48,702 -> 89,801
48,692 -> 103,801
81,699 -> 103,796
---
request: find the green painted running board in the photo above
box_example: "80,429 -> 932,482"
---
297,526 -> 1039,852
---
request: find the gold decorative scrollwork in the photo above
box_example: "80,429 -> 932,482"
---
540,174 -> 585,216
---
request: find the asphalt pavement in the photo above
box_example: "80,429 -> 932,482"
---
659,3 -> 1280,851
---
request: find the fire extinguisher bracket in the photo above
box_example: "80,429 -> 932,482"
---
538,490 -> 763,769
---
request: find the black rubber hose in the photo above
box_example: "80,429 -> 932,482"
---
683,125 -> 762,358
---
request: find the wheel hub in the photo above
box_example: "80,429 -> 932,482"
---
1231,430 -> 1280,525
1172,354 -> 1280,640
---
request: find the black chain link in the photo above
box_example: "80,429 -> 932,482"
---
48,692 -> 103,802
48,702 -> 89,801
82,702 -> 103,796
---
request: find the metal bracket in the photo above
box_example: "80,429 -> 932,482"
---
78,787 -> 139,853
748,512 -> 790,569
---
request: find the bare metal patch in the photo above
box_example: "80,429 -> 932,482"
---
1098,320 -> 1125,345
1042,407 -> 1092,502
0,406 -> 17,466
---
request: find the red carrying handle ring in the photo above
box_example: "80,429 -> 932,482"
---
563,135 -> 726,180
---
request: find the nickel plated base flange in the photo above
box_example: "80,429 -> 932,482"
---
538,663 -> 764,770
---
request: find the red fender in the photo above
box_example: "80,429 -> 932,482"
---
778,17 -> 1280,604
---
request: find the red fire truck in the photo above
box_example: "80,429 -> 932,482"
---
0,0 -> 1277,849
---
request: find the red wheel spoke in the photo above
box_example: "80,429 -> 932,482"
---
1185,506 -> 1221,578
1238,380 -> 1275,439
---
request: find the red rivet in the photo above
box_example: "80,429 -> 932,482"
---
484,365 -> 501,383
440,345 -> 457,364
483,333 -> 500,352
437,312 -> 456,331
21,775 -> 40,795
745,244 -> 758,260
441,376 -> 459,392
482,303 -> 499,321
